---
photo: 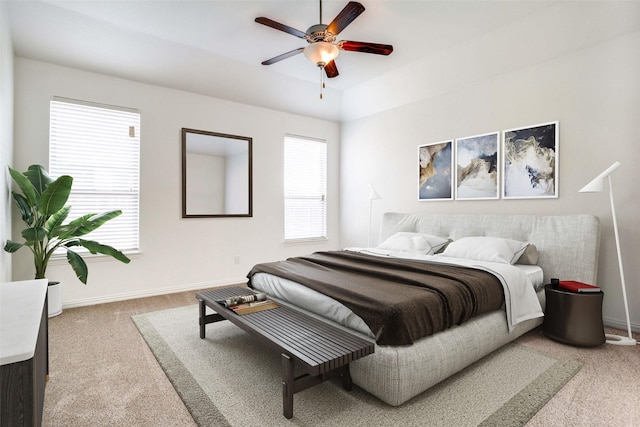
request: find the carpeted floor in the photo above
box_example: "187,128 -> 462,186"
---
132,304 -> 581,426
42,289 -> 640,426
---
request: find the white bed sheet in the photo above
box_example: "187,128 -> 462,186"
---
250,250 -> 544,340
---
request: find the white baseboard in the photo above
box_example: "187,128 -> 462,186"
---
603,316 -> 640,334
61,277 -> 247,309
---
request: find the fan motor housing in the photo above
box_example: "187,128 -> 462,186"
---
306,24 -> 335,43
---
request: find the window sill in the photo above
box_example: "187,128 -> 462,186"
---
283,237 -> 328,245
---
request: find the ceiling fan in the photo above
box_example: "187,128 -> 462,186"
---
255,0 -> 393,96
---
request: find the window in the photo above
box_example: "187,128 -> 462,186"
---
284,134 -> 327,241
49,97 -> 140,253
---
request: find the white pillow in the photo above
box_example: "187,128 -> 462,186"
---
516,244 -> 539,265
377,232 -> 449,255
441,236 -> 530,265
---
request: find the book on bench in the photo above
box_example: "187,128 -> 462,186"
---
230,300 -> 279,315
558,280 -> 601,293
217,292 -> 279,315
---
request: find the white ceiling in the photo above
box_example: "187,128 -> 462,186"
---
6,1 -> 640,122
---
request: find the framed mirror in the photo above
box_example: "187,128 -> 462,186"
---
182,128 -> 253,218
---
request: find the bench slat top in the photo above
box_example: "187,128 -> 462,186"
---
197,287 -> 374,373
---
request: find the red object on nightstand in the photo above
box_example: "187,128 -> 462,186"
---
558,280 -> 601,293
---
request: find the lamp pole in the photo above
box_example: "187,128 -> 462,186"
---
606,176 -> 635,345
368,199 -> 373,247
367,183 -> 381,247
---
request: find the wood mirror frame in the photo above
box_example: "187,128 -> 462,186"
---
181,128 -> 253,218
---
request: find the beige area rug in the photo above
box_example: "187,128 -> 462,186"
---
132,305 -> 581,427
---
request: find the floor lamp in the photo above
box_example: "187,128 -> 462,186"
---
580,161 -> 636,346
368,183 -> 381,247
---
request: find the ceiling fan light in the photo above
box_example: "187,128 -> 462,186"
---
304,42 -> 339,67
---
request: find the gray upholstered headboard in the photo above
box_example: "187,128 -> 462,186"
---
379,213 -> 601,285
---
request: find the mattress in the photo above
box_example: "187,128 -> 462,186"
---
250,258 -> 544,340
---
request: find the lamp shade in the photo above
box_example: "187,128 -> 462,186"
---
579,161 -> 621,193
304,42 -> 339,67
368,183 -> 381,200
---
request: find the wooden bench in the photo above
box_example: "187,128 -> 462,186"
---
196,286 -> 375,419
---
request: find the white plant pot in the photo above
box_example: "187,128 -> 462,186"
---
47,281 -> 63,318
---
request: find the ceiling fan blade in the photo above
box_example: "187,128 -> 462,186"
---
261,47 -> 305,65
326,1 -> 365,35
255,17 -> 308,39
339,40 -> 393,55
324,60 -> 339,78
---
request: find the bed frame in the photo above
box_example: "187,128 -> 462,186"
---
347,212 -> 600,406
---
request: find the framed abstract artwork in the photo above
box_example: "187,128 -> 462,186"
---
454,132 -> 499,200
502,121 -> 559,199
419,140 -> 453,201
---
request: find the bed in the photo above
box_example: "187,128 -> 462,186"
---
248,212 -> 600,406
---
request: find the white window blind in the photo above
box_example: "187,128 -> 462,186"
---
49,97 -> 140,253
284,134 -> 327,241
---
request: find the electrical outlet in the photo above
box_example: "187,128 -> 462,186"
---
234,256 -> 240,264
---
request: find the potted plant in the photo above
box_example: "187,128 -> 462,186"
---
3,165 -> 130,316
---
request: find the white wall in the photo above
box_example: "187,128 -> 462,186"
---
340,32 -> 640,332
12,58 -> 341,307
0,2 -> 14,283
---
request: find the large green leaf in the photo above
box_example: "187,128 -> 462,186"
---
66,250 -> 88,284
8,166 -> 37,207
46,205 -> 71,235
55,213 -> 96,240
11,192 -> 34,226
68,239 -> 131,264
24,165 -> 53,196
3,240 -> 24,253
65,210 -> 122,238
38,175 -> 72,218
21,226 -> 48,243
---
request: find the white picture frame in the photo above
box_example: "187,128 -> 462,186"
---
502,121 -> 559,199
419,140 -> 453,201
454,131 -> 500,200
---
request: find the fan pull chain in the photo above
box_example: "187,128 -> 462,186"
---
320,67 -> 325,99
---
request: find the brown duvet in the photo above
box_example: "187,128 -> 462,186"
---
247,251 -> 504,346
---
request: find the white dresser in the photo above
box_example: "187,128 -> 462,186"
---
1,279 -> 48,427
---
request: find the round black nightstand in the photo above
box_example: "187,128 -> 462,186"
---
542,285 -> 605,347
